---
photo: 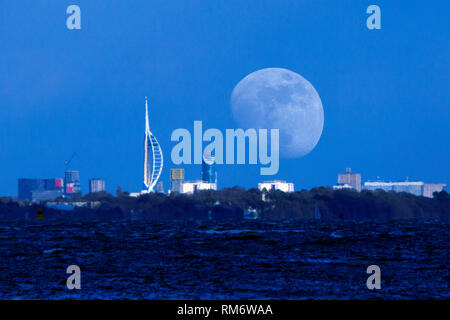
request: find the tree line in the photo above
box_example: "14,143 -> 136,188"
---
0,187 -> 448,220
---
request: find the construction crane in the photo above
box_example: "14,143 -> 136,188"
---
64,152 -> 79,171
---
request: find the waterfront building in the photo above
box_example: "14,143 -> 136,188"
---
89,179 -> 106,193
142,97 -> 163,193
181,180 -> 217,194
423,183 -> 446,198
337,168 -> 362,191
258,180 -> 294,193
170,168 -> 185,193
18,178 -> 64,201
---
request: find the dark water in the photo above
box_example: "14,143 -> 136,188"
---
0,219 -> 448,299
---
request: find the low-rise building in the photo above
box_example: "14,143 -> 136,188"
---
18,178 -> 64,201
333,183 -> 354,190
181,181 -> 217,194
31,190 -> 63,202
423,183 -> 447,198
258,180 -> 294,193
363,181 -> 424,196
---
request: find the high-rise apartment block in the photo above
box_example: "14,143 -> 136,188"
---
337,168 -> 362,191
170,168 -> 185,193
89,179 -> 106,193
64,170 -> 81,196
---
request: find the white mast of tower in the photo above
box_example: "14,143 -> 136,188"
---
143,96 -> 163,193
143,96 -> 150,190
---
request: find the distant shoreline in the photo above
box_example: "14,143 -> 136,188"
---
1,187 -> 449,221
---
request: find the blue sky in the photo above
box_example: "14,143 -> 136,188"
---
0,1 -> 449,196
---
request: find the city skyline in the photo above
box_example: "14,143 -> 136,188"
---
4,90 -> 450,197
12,162 -> 447,199
6,93 -> 448,198
4,92 -> 449,197
0,1 -> 449,196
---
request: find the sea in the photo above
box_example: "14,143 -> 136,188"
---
0,219 -> 448,299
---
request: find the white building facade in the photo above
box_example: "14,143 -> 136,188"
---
423,183 -> 446,198
258,180 -> 294,193
363,181 -> 424,196
181,181 -> 217,194
333,183 -> 354,190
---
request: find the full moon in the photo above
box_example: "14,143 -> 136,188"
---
230,68 -> 324,158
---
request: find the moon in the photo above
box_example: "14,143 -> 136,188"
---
230,68 -> 324,158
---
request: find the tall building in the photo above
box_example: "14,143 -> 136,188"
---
64,170 -> 81,196
202,150 -> 217,184
337,168 -> 362,191
89,179 -> 106,193
423,183 -> 446,198
364,181 -> 424,196
170,168 -> 185,193
143,97 -> 163,193
18,178 -> 64,201
258,180 -> 294,193
156,181 -> 165,193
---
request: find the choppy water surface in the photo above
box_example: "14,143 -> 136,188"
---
0,219 -> 448,299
